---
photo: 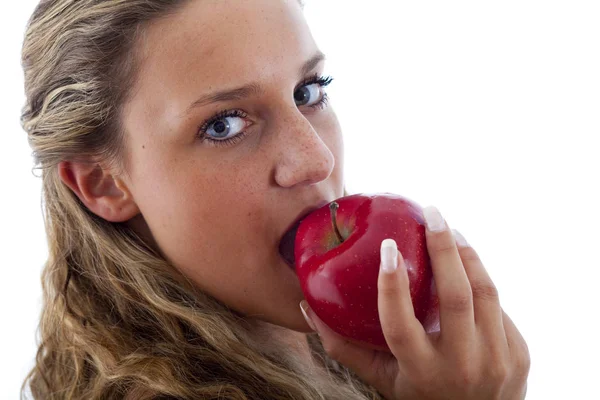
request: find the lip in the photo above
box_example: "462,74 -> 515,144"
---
278,199 -> 332,267
281,199 -> 332,241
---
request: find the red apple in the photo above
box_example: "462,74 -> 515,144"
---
294,193 -> 440,352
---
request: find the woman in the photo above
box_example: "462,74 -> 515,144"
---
21,0 -> 530,398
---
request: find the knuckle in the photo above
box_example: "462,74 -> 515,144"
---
487,361 -> 510,385
378,280 -> 400,297
428,238 -> 457,256
509,332 -> 531,377
445,292 -> 473,313
454,363 -> 476,387
384,324 -> 412,348
471,282 -> 500,302
458,246 -> 481,263
515,344 -> 532,376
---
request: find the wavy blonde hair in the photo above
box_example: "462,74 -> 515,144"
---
20,0 -> 379,399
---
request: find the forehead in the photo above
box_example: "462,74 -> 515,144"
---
134,0 -> 315,97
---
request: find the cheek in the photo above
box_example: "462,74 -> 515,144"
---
126,144 -> 197,233
129,149 -> 268,255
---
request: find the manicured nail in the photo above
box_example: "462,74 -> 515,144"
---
452,229 -> 470,247
299,300 -> 316,331
380,238 -> 398,273
423,206 -> 446,232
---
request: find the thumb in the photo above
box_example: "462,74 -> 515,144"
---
300,300 -> 395,392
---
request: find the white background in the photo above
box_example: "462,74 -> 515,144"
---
1,1 -> 599,399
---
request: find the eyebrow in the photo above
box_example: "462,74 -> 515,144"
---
183,51 -> 326,115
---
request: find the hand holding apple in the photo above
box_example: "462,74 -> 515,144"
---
294,193 -> 440,352
298,201 -> 531,400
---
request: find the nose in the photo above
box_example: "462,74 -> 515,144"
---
273,107 -> 335,188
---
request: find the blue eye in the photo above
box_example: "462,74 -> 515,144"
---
294,74 -> 334,109
198,109 -> 250,147
206,115 -> 246,140
198,75 -> 333,148
294,83 -> 323,107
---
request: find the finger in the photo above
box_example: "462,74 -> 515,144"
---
452,229 -> 506,345
502,311 -> 531,376
378,239 -> 432,363
501,311 -> 531,398
422,206 -> 475,346
300,300 -> 397,396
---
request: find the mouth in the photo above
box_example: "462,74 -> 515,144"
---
278,200 -> 331,270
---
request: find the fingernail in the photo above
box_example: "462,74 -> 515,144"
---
299,300 -> 317,331
452,229 -> 470,247
380,238 -> 398,273
423,206 -> 446,232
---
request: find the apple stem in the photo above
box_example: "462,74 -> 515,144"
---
330,202 -> 345,243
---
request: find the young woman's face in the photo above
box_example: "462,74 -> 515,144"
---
121,0 -> 344,332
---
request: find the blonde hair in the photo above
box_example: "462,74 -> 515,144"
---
20,0 -> 380,399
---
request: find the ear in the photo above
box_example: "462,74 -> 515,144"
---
58,160 -> 140,222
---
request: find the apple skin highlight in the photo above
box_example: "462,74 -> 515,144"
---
295,193 -> 440,352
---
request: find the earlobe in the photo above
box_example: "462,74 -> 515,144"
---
58,160 -> 140,222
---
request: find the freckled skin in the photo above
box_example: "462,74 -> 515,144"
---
119,0 -> 345,347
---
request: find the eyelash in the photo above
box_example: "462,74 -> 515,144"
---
198,74 -> 334,148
